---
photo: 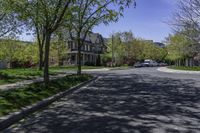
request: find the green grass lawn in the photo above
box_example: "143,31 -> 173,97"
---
50,66 -> 105,72
0,79 -> 21,85
0,74 -> 92,117
0,66 -> 104,85
169,66 -> 200,71
0,68 -> 58,85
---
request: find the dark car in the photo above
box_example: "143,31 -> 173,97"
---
143,60 -> 158,67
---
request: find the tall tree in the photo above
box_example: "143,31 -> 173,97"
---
102,33 -> 125,67
68,0 -> 136,75
165,32 -> 198,66
0,0 -> 20,38
171,0 -> 200,42
50,29 -> 69,66
8,0 -> 73,86
169,0 -> 200,66
4,0 -> 44,70
37,0 -> 72,86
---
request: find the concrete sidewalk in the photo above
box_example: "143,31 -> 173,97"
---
157,67 -> 200,74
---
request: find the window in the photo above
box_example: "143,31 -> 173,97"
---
72,42 -> 75,49
71,55 -> 75,61
75,43 -> 77,49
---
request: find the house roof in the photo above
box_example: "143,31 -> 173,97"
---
84,32 -> 103,44
154,42 -> 165,48
70,32 -> 105,46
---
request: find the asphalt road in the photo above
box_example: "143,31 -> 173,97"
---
3,67 -> 200,133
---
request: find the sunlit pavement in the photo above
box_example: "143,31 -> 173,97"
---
157,67 -> 200,74
4,67 -> 200,133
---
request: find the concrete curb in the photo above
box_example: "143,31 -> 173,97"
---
83,68 -> 110,72
157,67 -> 200,74
0,76 -> 98,131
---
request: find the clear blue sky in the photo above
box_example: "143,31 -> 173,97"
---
20,0 -> 177,42
93,0 -> 177,42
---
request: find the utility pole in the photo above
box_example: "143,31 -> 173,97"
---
112,35 -> 114,67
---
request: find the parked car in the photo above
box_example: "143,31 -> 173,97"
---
134,62 -> 143,68
158,62 -> 168,66
134,60 -> 160,68
143,59 -> 158,67
152,61 -> 158,67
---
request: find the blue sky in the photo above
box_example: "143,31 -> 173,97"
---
93,0 -> 177,42
20,0 -> 177,42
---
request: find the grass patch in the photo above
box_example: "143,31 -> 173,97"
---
0,74 -> 92,117
0,68 -> 58,85
0,79 -> 21,85
169,66 -> 200,71
0,66 -> 102,85
50,66 -> 105,72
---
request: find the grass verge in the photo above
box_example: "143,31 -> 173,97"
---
0,68 -> 58,85
0,74 -> 92,117
0,66 -> 104,85
50,66 -> 105,72
169,66 -> 200,71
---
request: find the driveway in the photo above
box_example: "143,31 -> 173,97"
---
3,68 -> 200,133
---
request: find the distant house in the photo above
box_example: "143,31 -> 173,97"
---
154,42 -> 165,48
142,40 -> 165,48
67,32 -> 106,66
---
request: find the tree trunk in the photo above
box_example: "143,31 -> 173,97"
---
178,59 -> 181,66
58,59 -> 63,66
189,58 -> 194,67
58,46 -> 64,66
44,32 -> 51,87
185,58 -> 189,67
77,39 -> 82,75
181,59 -> 184,66
39,46 -> 44,70
57,34 -> 63,67
112,35 -> 114,67
9,59 -> 12,68
175,60 -> 178,66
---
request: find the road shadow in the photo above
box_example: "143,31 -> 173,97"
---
4,72 -> 200,133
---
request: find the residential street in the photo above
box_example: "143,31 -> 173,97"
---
4,67 -> 200,133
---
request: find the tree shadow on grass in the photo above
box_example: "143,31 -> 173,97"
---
4,72 -> 200,133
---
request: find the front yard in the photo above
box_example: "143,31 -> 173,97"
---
0,68 -> 57,85
0,66 -> 103,85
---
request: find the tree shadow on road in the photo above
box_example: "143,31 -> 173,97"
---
4,72 -> 200,133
